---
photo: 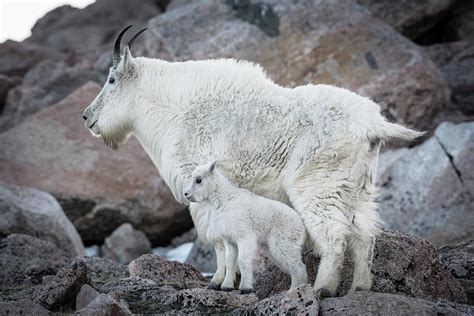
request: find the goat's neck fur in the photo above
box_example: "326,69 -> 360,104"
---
131,58 -> 280,204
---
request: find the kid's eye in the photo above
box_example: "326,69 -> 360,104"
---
195,178 -> 202,184
109,77 -> 115,84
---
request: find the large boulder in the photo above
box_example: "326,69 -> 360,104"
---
75,293 -> 132,315
425,41 -> 474,122
0,234 -> 69,286
101,223 -> 152,264
0,40 -> 63,77
0,181 -> 85,257
320,291 -> 472,316
0,59 -> 105,132
0,82 -> 192,245
357,0 -> 455,39
255,231 -> 467,303
143,0 -> 449,130
26,0 -> 161,52
377,121 -> 474,247
129,254 -> 205,288
0,300 -> 51,315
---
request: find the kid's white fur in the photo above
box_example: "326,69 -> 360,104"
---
83,47 -> 423,297
184,161 -> 308,292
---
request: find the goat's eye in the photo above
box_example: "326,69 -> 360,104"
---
108,77 -> 115,84
195,178 -> 202,184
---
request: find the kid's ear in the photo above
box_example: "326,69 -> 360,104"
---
117,45 -> 137,74
209,160 -> 218,174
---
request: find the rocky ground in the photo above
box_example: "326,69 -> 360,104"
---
0,0 -> 473,314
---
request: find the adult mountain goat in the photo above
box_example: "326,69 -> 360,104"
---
83,26 -> 423,298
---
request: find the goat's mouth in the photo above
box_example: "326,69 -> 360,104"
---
85,121 -> 101,137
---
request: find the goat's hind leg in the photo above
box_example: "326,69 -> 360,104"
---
208,240 -> 226,290
268,234 -> 307,289
348,235 -> 375,292
237,237 -> 258,294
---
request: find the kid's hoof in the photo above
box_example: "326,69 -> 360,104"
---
355,287 -> 366,292
316,288 -> 332,299
240,288 -> 255,295
221,287 -> 234,292
207,282 -> 221,290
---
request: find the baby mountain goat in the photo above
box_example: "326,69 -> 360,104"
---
83,26 -> 423,298
184,161 -> 308,293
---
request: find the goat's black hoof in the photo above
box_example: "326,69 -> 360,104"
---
240,288 -> 255,295
316,288 -> 332,299
355,287 -> 366,292
207,282 -> 221,290
221,287 -> 234,292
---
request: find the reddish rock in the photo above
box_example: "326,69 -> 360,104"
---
0,82 -> 192,245
34,259 -> 88,311
255,231 -> 467,303
129,254 -> 205,288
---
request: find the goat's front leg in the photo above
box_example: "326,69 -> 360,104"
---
237,237 -> 258,294
208,240 -> 226,290
221,240 -> 238,291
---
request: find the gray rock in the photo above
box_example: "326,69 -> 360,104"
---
439,240 -> 474,281
426,41 -> 474,121
27,0 -> 161,52
236,284 -> 317,315
0,59 -> 105,132
129,254 -> 205,288
439,240 -> 474,304
101,223 -> 152,264
0,74 -> 20,111
320,291 -> 473,316
357,0 -> 455,39
185,239 -> 217,273
34,259 -> 89,311
377,121 -> 474,247
171,227 -> 197,247
255,231 -> 467,303
0,300 -> 51,315
0,83 -> 193,246
0,40 -> 63,77
0,234 -> 69,286
144,0 -> 449,130
75,284 -> 100,310
0,181 -> 85,257
75,293 -> 131,315
79,256 -> 129,287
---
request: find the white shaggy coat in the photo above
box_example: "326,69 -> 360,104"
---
184,161 -> 308,292
83,47 -> 423,296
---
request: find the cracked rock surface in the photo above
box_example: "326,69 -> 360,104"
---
377,121 -> 474,247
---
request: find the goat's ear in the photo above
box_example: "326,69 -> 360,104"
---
118,45 -> 137,74
209,161 -> 218,174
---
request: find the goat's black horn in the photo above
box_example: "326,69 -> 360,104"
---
127,28 -> 147,48
113,25 -> 133,68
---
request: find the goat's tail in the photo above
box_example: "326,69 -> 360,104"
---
371,120 -> 425,143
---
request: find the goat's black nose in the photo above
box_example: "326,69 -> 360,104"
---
83,115 -> 87,121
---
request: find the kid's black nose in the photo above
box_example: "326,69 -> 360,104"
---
83,115 -> 88,121
184,192 -> 188,196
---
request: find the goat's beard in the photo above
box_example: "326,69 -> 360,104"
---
103,137 -> 119,150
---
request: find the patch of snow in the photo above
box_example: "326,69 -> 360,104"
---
153,242 -> 194,263
85,245 -> 99,257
